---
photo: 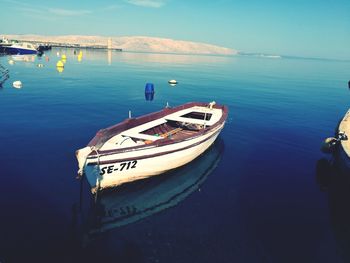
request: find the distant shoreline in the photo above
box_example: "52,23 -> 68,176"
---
2,34 -> 237,56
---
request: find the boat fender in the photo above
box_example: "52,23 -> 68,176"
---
12,80 -> 22,89
321,137 -> 338,154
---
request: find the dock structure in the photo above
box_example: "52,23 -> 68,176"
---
339,109 -> 350,158
16,39 -> 122,51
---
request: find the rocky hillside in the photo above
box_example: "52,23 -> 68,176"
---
4,34 -> 237,55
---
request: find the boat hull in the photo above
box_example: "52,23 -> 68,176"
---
4,47 -> 37,55
84,123 -> 224,192
338,109 -> 350,171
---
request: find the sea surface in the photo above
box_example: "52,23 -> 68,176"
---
0,49 -> 349,263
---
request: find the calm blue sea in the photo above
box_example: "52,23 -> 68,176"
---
0,49 -> 349,263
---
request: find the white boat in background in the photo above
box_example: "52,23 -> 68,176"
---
0,37 -> 12,53
76,101 -> 228,192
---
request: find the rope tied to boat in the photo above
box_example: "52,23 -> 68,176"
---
76,145 -> 101,178
91,146 -> 102,196
91,146 -> 101,166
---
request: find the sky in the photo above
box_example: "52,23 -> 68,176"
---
0,0 -> 349,59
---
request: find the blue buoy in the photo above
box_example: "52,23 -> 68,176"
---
145,83 -> 154,94
145,92 -> 154,101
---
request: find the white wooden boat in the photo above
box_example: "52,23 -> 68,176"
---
338,109 -> 350,170
76,101 -> 228,192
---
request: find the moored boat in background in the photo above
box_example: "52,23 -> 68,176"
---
3,42 -> 38,55
0,37 -> 12,53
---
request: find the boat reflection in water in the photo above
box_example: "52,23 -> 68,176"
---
79,138 -> 224,239
11,55 -> 36,62
316,151 -> 350,263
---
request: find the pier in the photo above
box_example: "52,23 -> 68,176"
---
17,39 -> 122,51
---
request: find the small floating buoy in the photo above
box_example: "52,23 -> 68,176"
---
56,60 -> 64,73
145,83 -> 155,101
145,92 -> 154,101
57,52 -> 60,57
61,54 -> 67,60
145,83 -> 154,94
37,63 -> 44,68
13,81 -> 22,89
8,59 -> 14,65
45,56 -> 49,62
321,137 -> 338,154
168,79 -> 178,85
56,60 -> 64,68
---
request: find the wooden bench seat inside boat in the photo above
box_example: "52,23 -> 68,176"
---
165,106 -> 223,127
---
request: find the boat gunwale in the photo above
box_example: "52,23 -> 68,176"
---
86,124 -> 224,165
87,102 -> 228,156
